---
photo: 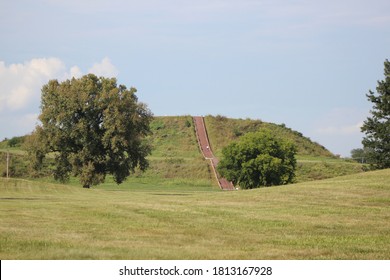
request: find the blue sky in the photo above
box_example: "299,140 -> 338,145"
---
1,0 -> 389,156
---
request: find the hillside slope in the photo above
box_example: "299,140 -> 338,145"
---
202,115 -> 365,182
204,115 -> 334,158
145,116 -> 365,184
141,116 -> 215,187
1,115 -> 365,185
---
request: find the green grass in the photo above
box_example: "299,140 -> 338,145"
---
295,158 -> 367,182
0,116 -> 216,186
203,116 -> 366,182
1,169 -> 389,259
148,116 -> 200,158
144,116 -> 217,187
204,115 -> 334,158
0,115 -> 366,185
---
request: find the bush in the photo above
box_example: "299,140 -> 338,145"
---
217,130 -> 297,189
184,119 -> 192,128
0,152 -> 29,178
8,136 -> 25,147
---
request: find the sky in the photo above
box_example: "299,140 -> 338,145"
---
1,0 -> 389,157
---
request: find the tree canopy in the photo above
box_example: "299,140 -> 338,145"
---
29,74 -> 153,188
350,147 -> 375,164
361,59 -> 390,169
217,130 -> 297,189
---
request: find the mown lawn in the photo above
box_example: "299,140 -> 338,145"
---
0,169 -> 389,260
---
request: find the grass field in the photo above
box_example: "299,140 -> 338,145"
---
1,169 -> 389,260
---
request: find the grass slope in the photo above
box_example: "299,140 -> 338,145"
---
0,116 -> 217,189
203,115 -> 366,182
204,115 -> 334,158
1,115 -> 365,184
1,169 -> 389,259
145,116 -> 216,188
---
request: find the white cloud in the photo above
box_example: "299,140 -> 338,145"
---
88,57 -> 119,77
0,57 -> 119,140
69,66 -> 83,78
8,85 -> 30,110
0,57 -> 119,113
0,58 -> 66,112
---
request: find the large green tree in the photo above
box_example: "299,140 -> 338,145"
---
217,130 -> 296,189
361,59 -> 390,169
30,74 -> 153,188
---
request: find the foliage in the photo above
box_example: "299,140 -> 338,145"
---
350,147 -> 376,164
361,59 -> 390,169
30,74 -> 153,188
7,136 -> 25,147
217,130 -> 297,189
0,152 -> 29,178
184,119 -> 192,128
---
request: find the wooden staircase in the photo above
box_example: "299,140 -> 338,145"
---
193,116 -> 235,190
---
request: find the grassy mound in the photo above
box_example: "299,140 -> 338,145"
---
1,115 -> 366,185
204,115 -> 334,158
203,115 -> 366,182
145,116 -> 215,187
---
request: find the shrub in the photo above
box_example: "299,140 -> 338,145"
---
217,130 -> 297,189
